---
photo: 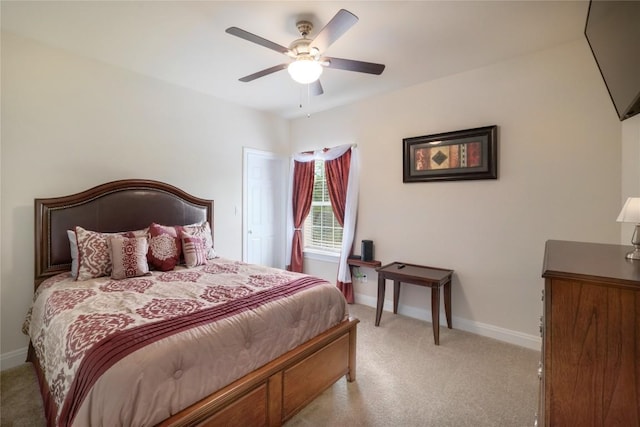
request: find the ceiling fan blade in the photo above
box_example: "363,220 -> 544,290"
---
226,27 -> 290,55
239,64 -> 288,82
310,80 -> 324,96
311,9 -> 358,53
324,57 -> 386,75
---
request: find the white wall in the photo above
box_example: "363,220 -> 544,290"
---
0,32 -> 290,368
291,40 -> 622,349
620,114 -> 640,243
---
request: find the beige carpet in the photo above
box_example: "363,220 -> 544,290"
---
1,304 -> 540,426
0,356 -> 46,427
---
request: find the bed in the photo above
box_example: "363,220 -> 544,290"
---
25,179 -> 358,426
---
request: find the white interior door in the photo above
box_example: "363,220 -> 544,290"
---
243,148 -> 287,268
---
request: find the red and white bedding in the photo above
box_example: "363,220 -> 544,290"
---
24,258 -> 348,426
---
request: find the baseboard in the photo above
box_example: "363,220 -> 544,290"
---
1,346 -> 28,371
354,293 -> 541,351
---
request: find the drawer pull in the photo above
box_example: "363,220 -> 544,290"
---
539,316 -> 543,336
537,361 -> 543,379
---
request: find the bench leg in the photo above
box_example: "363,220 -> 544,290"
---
444,279 -> 452,329
393,280 -> 401,314
375,276 -> 385,326
431,285 -> 440,345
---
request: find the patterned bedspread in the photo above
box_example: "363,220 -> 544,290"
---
24,258 -> 348,426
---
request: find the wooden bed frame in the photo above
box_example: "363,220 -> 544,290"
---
31,179 -> 358,426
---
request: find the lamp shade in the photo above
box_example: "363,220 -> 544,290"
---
287,58 -> 323,84
616,197 -> 640,223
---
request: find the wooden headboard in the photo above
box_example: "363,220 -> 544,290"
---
34,179 -> 214,285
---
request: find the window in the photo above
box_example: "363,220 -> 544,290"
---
303,160 -> 343,252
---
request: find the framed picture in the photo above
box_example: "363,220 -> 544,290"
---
403,125 -> 498,183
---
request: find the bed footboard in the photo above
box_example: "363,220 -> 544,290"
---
159,317 -> 358,427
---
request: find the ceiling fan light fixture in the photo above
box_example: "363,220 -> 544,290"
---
229,9 -> 385,90
287,57 -> 323,84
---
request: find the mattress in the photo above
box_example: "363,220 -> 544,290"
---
24,258 -> 348,426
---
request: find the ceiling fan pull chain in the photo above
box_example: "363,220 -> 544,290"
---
297,84 -> 312,118
299,85 -> 303,109
306,84 -> 312,118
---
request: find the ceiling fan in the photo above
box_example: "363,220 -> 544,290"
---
225,9 -> 385,96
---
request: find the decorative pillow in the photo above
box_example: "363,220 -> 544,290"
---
108,236 -> 150,280
182,221 -> 216,259
75,226 -> 120,281
67,230 -> 79,279
124,227 -> 149,239
181,231 -> 208,268
147,223 -> 182,271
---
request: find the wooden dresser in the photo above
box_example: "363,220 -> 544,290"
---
539,240 -> 640,426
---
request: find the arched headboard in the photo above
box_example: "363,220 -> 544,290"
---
34,179 -> 214,285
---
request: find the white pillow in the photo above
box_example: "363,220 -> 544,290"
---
67,230 -> 78,279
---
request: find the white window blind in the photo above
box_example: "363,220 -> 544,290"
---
303,160 -> 343,252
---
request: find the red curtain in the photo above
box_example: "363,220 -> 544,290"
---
288,160 -> 315,273
325,149 -> 353,302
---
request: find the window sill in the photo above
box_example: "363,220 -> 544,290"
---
303,249 -> 340,263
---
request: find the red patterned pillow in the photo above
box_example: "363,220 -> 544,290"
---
147,223 -> 182,271
181,231 -> 208,268
108,236 -> 150,279
182,221 -> 216,259
75,226 -> 120,281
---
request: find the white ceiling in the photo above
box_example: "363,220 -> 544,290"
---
1,1 -> 590,119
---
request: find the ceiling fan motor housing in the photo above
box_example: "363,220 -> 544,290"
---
289,21 -> 319,58
289,39 -> 318,57
296,21 -> 313,37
